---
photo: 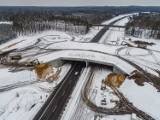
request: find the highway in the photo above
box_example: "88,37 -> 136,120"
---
92,24 -> 125,28
91,17 -> 126,43
33,62 -> 85,120
33,16 -> 126,120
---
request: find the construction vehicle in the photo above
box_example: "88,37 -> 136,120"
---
137,44 -> 147,49
121,41 -> 134,47
10,55 -> 22,60
101,98 -> 107,105
126,43 -> 134,47
25,59 -> 40,67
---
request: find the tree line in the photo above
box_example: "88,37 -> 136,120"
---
125,12 -> 160,39
12,11 -> 90,35
0,24 -> 17,45
0,10 -> 123,35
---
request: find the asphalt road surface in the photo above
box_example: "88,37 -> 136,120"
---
33,62 -> 85,120
34,16 -> 126,120
91,17 -> 126,43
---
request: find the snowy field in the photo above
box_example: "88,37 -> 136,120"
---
0,63 -> 71,120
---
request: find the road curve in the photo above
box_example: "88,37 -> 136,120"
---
33,16 -> 128,120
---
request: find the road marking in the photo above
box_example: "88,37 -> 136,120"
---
69,80 -> 72,84
52,105 -> 57,112
62,91 -> 65,96
39,63 -> 77,119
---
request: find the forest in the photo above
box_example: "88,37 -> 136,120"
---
0,24 -> 17,45
2,7 -> 156,44
125,12 -> 160,39
0,10 -> 121,35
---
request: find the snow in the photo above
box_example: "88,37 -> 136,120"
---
0,63 -> 71,120
114,17 -> 129,26
44,41 -> 121,55
153,51 -> 160,62
117,47 -> 150,56
0,21 -> 13,25
125,35 -> 160,52
101,13 -> 136,25
97,12 -> 160,119
0,15 -> 105,120
0,86 -> 48,120
74,27 -> 103,42
93,115 -> 139,120
61,67 -> 91,120
100,17 -> 129,44
119,79 -> 160,120
122,55 -> 160,76
89,67 -> 119,108
0,68 -> 37,87
37,50 -> 136,74
1,12 -> 159,120
0,30 -> 73,52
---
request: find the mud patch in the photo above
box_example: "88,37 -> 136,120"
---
128,70 -> 149,86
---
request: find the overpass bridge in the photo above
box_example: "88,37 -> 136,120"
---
37,47 -> 136,75
92,24 -> 126,28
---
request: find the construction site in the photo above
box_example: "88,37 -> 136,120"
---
0,13 -> 160,120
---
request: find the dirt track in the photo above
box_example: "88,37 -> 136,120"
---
81,66 -> 154,120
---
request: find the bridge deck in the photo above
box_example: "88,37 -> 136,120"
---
92,24 -> 126,28
38,50 -> 136,74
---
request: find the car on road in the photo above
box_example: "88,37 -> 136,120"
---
74,72 -> 79,76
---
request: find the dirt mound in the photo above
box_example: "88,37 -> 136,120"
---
34,64 -> 54,79
128,70 -> 148,86
105,73 -> 126,87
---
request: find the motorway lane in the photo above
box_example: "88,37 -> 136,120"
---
33,63 -> 76,120
91,17 -> 126,43
49,70 -> 81,120
34,62 -> 85,120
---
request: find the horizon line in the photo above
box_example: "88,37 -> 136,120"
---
0,5 -> 160,7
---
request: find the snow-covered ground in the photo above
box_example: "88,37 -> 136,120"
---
0,14 -> 105,120
119,79 -> 160,120
101,13 -> 137,25
0,68 -> 37,87
0,63 -> 71,120
0,21 -> 13,25
0,86 -> 48,120
88,67 -> 119,109
0,12 -> 160,120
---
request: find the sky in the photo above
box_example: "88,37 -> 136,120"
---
0,0 -> 160,6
